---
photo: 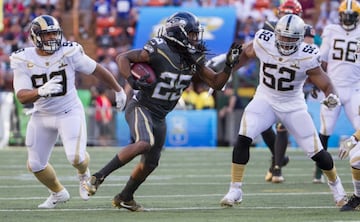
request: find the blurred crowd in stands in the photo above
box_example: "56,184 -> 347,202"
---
0,0 -> 341,93
0,0 -> 342,146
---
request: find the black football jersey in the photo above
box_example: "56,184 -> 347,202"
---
135,37 -> 205,119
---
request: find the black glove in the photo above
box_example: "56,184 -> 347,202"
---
225,42 -> 242,68
310,86 -> 320,99
127,74 -> 155,90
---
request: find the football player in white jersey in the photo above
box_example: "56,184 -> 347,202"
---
10,15 -> 127,208
330,0 -> 360,211
220,14 -> 348,208
318,0 -> 360,188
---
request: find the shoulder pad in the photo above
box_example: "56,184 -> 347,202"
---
263,20 -> 276,32
10,48 -> 29,69
144,37 -> 166,54
61,41 -> 85,57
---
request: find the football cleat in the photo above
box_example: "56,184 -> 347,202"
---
265,170 -> 273,182
265,157 -> 289,182
82,173 -> 104,196
328,176 -> 348,207
271,165 -> 285,183
220,183 -> 243,207
38,188 -> 70,209
340,194 -> 360,211
112,193 -> 145,212
78,168 -> 91,200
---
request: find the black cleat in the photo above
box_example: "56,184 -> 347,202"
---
265,156 -> 289,182
112,193 -> 145,212
82,173 -> 104,196
340,194 -> 360,211
271,165 -> 284,183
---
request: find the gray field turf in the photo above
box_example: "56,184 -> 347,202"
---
0,147 -> 359,222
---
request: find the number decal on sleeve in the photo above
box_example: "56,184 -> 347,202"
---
258,30 -> 273,42
302,45 -> 317,54
262,63 -> 295,91
31,70 -> 67,97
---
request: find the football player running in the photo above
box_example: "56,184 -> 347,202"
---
10,15 -> 127,208
82,11 -> 242,211
220,14 -> 348,208
330,0 -> 360,211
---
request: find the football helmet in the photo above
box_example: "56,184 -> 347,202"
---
30,15 -> 62,54
278,0 -> 303,17
338,0 -> 360,31
162,11 -> 204,54
275,14 -> 305,56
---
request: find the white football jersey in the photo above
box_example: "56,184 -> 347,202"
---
11,42 -> 96,114
320,24 -> 360,87
253,29 -> 321,112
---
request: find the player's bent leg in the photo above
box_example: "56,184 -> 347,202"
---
220,135 -> 251,207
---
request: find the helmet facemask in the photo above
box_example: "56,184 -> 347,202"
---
161,12 -> 204,54
339,11 -> 359,31
30,15 -> 63,54
275,14 -> 305,56
338,0 -> 360,31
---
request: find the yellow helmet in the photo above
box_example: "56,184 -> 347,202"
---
338,0 -> 360,31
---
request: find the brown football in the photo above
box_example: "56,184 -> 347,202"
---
130,63 -> 156,84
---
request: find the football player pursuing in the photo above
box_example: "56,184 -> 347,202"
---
261,0 -> 305,183
220,14 -> 348,208
318,0 -> 360,184
207,0 -> 306,183
82,11 -> 242,211
321,0 -> 360,211
10,15 -> 127,208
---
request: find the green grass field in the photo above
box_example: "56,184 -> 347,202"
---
1,147 -> 359,222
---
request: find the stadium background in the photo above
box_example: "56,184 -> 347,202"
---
0,0 -> 352,148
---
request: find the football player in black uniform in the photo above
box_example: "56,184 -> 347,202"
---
82,11 -> 242,211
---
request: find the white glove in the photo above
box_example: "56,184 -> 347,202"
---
38,76 -> 62,97
339,135 -> 357,160
115,90 -> 127,111
322,93 -> 340,109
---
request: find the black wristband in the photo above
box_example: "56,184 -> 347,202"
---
223,65 -> 233,75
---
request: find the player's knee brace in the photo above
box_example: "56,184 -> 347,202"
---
233,135 -> 252,164
311,150 -> 333,171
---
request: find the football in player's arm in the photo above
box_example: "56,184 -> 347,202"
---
81,11 -> 242,211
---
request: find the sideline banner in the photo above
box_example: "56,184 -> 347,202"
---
116,110 -> 217,148
133,7 -> 237,58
